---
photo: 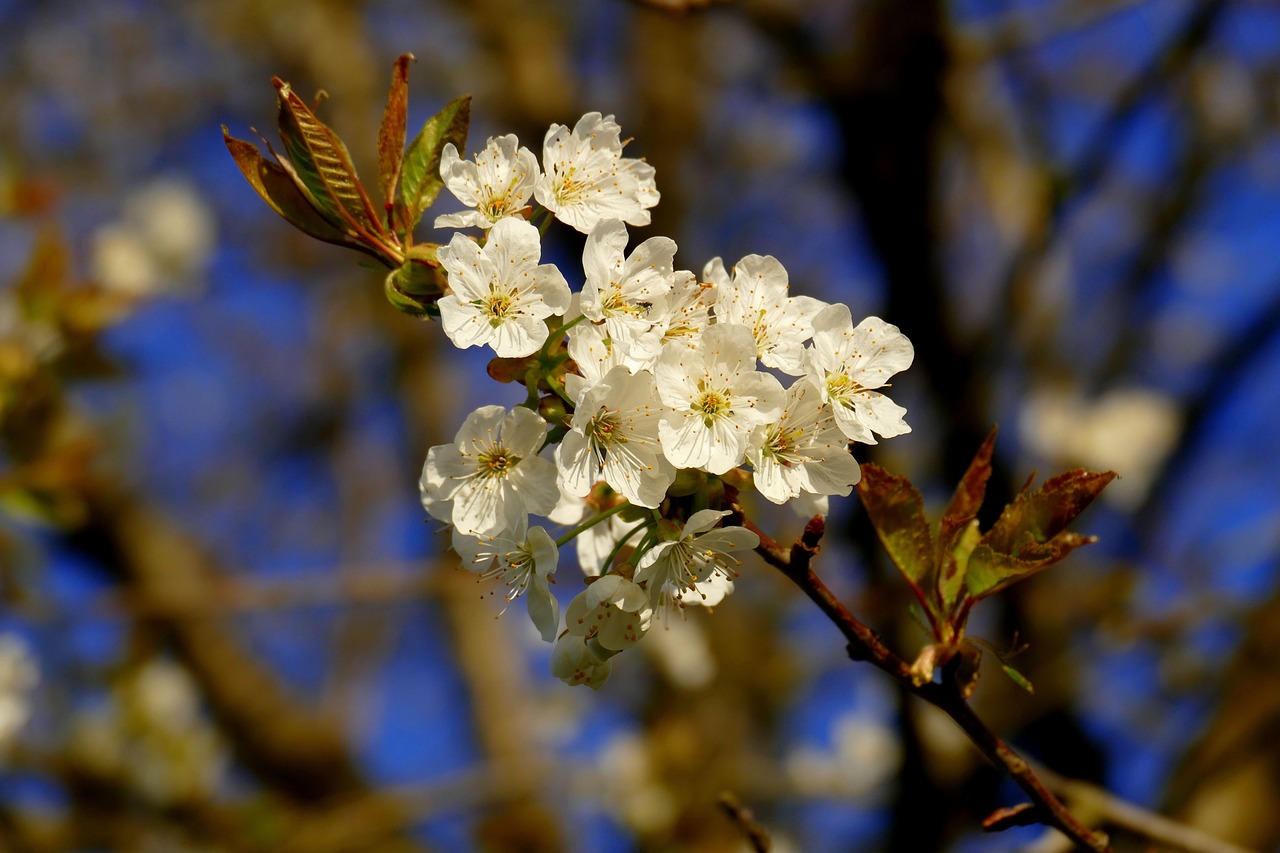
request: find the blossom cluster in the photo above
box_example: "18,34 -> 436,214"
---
420,114 -> 914,688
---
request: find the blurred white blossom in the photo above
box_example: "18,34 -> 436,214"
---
91,178 -> 215,298
70,658 -> 225,804
0,634 -> 38,751
1020,385 -> 1181,508
786,711 -> 901,799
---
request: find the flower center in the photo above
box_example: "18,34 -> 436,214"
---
762,423 -> 804,465
587,409 -> 625,447
483,548 -> 534,601
825,372 -> 861,405
600,287 -> 646,318
480,289 -> 516,327
693,388 -> 731,428
476,447 -> 520,478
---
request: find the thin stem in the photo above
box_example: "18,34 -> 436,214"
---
541,314 -> 584,358
556,502 -> 631,548
599,520 -> 650,574
545,373 -> 574,407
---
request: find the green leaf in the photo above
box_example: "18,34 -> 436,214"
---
399,94 -> 471,233
273,78 -> 388,244
1001,663 -> 1035,694
856,463 -> 936,602
223,126 -> 363,249
939,518 -> 980,613
378,54 -> 414,213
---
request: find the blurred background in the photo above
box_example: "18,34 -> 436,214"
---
1,0 -> 1279,850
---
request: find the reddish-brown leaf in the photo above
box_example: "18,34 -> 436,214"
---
936,426 -> 997,612
224,127 -> 388,260
982,468 -> 1115,557
982,802 -> 1041,832
274,78 -> 388,243
965,529 -> 1099,599
856,463 -> 936,603
378,54 -> 414,214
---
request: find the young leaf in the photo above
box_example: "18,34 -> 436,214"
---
378,54 -> 414,214
984,469 -> 1116,556
963,468 -> 1114,600
857,463 -> 936,603
936,426 -> 996,612
223,127 -> 366,250
399,94 -> 472,232
273,78 -> 389,243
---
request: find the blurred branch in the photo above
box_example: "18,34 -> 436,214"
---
1162,585 -> 1280,850
87,561 -> 444,618
1032,764 -> 1260,853
954,0 -> 1149,61
69,485 -> 431,852
991,0 -> 1228,339
717,792 -> 771,853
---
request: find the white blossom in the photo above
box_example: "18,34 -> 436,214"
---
708,255 -> 826,375
422,406 -> 558,538
565,574 -> 653,653
656,270 -> 715,351
564,321 -> 633,403
464,526 -> 561,642
805,304 -> 913,444
434,135 -> 539,230
747,380 -> 861,505
551,633 -> 613,689
557,365 -> 675,508
579,219 -> 675,361
655,323 -> 784,475
436,217 -> 571,357
534,113 -> 659,233
635,509 -> 758,612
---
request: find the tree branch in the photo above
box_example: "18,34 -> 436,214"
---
731,502 -> 1110,852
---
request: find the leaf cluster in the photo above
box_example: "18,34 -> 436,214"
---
223,54 -> 471,316
855,428 -> 1114,695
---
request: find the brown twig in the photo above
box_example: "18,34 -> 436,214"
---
730,503 -> 1111,853
718,792 -> 772,853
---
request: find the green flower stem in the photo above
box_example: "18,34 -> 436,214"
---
541,314 -> 585,358
545,373 -> 574,407
556,501 -> 632,548
599,520 -> 651,574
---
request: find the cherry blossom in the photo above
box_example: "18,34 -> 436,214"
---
557,365 -> 675,508
654,323 -> 784,475
635,509 -> 758,613
535,113 -> 659,233
805,304 -> 914,444
434,135 -> 539,230
708,254 -> 826,375
436,217 -> 571,357
747,379 -> 861,505
422,406 -> 558,538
